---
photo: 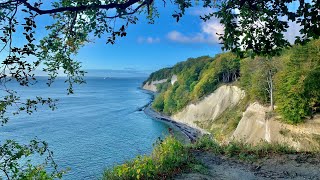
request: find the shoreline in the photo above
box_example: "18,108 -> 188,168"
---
140,89 -> 203,142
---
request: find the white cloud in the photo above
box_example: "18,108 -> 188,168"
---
189,7 -> 214,16
167,17 -> 223,44
283,19 -> 302,44
201,18 -> 224,41
167,31 -> 207,43
168,6 -> 301,46
137,37 -> 160,44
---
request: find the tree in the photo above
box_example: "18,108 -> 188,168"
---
275,39 -> 320,123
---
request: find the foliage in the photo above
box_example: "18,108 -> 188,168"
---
208,0 -> 320,57
240,57 -> 270,104
148,39 -> 320,125
156,80 -> 171,93
275,39 -> 320,123
103,136 -> 191,180
238,39 -> 320,123
210,106 -> 244,142
152,93 -> 165,112
193,135 -> 295,161
0,139 -> 66,179
192,135 -> 223,154
192,53 -> 239,99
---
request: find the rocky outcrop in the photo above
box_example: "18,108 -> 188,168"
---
232,103 -> 273,143
142,79 -> 167,92
171,85 -> 245,129
171,75 -> 177,85
232,102 -> 320,151
143,74 -> 178,92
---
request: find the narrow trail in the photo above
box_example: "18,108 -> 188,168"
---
175,151 -> 320,180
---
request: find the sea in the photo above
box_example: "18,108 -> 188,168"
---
0,77 -> 170,179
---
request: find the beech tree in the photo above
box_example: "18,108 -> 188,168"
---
0,0 -> 319,178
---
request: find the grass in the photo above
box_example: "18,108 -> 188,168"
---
197,105 -> 243,142
103,136 -> 193,180
279,128 -> 290,136
192,135 -> 296,161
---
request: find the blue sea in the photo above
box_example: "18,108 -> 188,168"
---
0,77 -> 169,179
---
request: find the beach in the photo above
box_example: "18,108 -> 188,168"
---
141,90 -> 203,142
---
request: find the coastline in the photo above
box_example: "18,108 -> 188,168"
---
140,89 -> 203,142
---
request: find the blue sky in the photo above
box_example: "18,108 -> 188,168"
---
72,2 -> 301,77
74,3 -> 224,76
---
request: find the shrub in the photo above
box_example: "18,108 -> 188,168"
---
103,137 -> 191,179
192,135 -> 222,154
192,136 -> 295,161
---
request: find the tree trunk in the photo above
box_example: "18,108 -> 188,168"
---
268,69 -> 274,111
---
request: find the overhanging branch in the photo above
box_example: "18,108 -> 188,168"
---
16,0 -> 145,15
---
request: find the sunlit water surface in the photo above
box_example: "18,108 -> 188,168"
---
0,77 -> 169,179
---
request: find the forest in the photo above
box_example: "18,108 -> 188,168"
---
148,39 -> 320,124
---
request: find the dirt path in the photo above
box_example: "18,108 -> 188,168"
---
175,151 -> 320,180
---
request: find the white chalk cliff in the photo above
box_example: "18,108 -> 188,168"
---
172,85 -> 245,128
143,74 -> 177,92
232,102 -> 320,151
142,79 -> 167,92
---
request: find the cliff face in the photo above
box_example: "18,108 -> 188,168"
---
171,75 -> 177,85
143,73 -> 320,151
169,85 -> 320,151
171,85 -> 245,128
142,74 -> 177,92
142,79 -> 167,92
232,103 -> 320,151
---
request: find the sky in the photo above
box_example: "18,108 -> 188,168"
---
74,3 -> 224,76
51,1 -> 301,77
3,1 -> 302,77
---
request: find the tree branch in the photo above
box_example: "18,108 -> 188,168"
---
106,1 -> 149,18
17,0 -> 145,15
0,0 -> 16,7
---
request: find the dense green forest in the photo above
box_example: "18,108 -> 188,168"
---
145,39 -> 320,124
